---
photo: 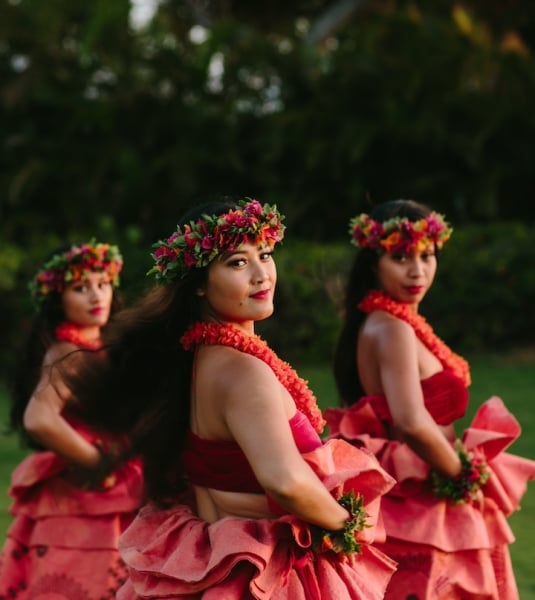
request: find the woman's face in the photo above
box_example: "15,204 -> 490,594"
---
199,241 -> 277,332
61,271 -> 114,328
376,244 -> 437,307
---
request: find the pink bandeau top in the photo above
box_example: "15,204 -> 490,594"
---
183,410 -> 322,494
364,369 -> 469,426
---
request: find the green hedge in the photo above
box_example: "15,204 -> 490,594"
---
259,221 -> 535,364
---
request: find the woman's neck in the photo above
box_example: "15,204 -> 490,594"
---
55,322 -> 102,350
202,316 -> 255,336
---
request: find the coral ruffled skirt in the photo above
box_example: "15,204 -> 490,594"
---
325,397 -> 535,600
0,430 -> 143,599
117,439 -> 397,599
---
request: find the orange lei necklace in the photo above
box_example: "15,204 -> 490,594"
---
180,322 -> 326,433
55,322 -> 102,351
358,290 -> 471,387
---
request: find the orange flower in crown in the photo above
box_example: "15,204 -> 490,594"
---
148,198 -> 285,282
29,240 -> 123,307
349,212 -> 452,254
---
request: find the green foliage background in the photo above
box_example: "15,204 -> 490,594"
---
0,5 -> 534,595
2,1 -> 535,373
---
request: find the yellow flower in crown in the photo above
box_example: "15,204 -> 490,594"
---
380,232 -> 401,253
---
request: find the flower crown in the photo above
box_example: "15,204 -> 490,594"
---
148,198 -> 285,282
29,240 -> 123,306
349,211 -> 452,254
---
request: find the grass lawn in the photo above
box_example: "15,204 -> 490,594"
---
0,350 -> 534,596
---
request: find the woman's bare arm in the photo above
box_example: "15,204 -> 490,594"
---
23,344 -> 101,468
205,350 -> 349,531
373,317 -> 462,478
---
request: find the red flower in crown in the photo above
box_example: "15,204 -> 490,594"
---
148,199 -> 285,282
350,212 -> 452,255
29,240 -> 123,307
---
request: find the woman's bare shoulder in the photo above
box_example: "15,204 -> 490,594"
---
200,344 -> 275,388
43,341 -> 79,365
362,310 -> 415,341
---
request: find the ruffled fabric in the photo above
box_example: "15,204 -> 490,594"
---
0,420 -> 144,600
325,396 -> 535,599
118,439 -> 398,599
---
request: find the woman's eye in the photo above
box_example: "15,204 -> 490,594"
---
260,251 -> 273,261
229,258 -> 246,267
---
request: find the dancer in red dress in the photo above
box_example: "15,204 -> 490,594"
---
326,199 -> 535,599
65,198 -> 397,599
0,241 -> 143,599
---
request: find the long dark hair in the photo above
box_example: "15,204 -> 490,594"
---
9,246 -> 122,448
65,200 -> 238,505
333,199 -> 434,406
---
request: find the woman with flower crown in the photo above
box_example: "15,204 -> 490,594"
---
325,199 -> 535,599
0,241 -> 144,599
61,198 -> 397,599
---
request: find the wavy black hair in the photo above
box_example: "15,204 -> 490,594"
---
65,200 -> 239,505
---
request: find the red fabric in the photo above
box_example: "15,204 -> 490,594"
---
352,369 -> 469,426
117,439 -> 397,599
0,419 -> 144,600
325,388 -> 535,600
183,410 -> 322,493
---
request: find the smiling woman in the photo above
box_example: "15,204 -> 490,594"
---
0,241 -> 143,599
327,199 -> 535,600
61,197 -> 398,599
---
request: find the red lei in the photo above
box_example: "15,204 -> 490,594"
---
358,290 -> 471,387
55,322 -> 102,351
180,322 -> 326,433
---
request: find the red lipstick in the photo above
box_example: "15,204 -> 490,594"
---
251,290 -> 270,300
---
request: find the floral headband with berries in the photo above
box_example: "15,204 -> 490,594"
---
349,211 -> 452,254
148,198 -> 285,283
29,240 -> 123,306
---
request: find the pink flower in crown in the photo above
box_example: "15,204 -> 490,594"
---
426,214 -> 442,234
201,235 -> 215,251
154,246 -> 175,260
264,222 -> 284,244
167,231 -> 180,245
215,222 -> 246,251
225,211 -> 255,230
183,225 -> 199,248
353,215 -> 383,248
244,199 -> 263,217
399,220 -> 423,245
153,246 -> 174,271
183,251 -> 198,267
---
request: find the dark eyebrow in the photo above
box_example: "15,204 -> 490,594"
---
220,249 -> 243,260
